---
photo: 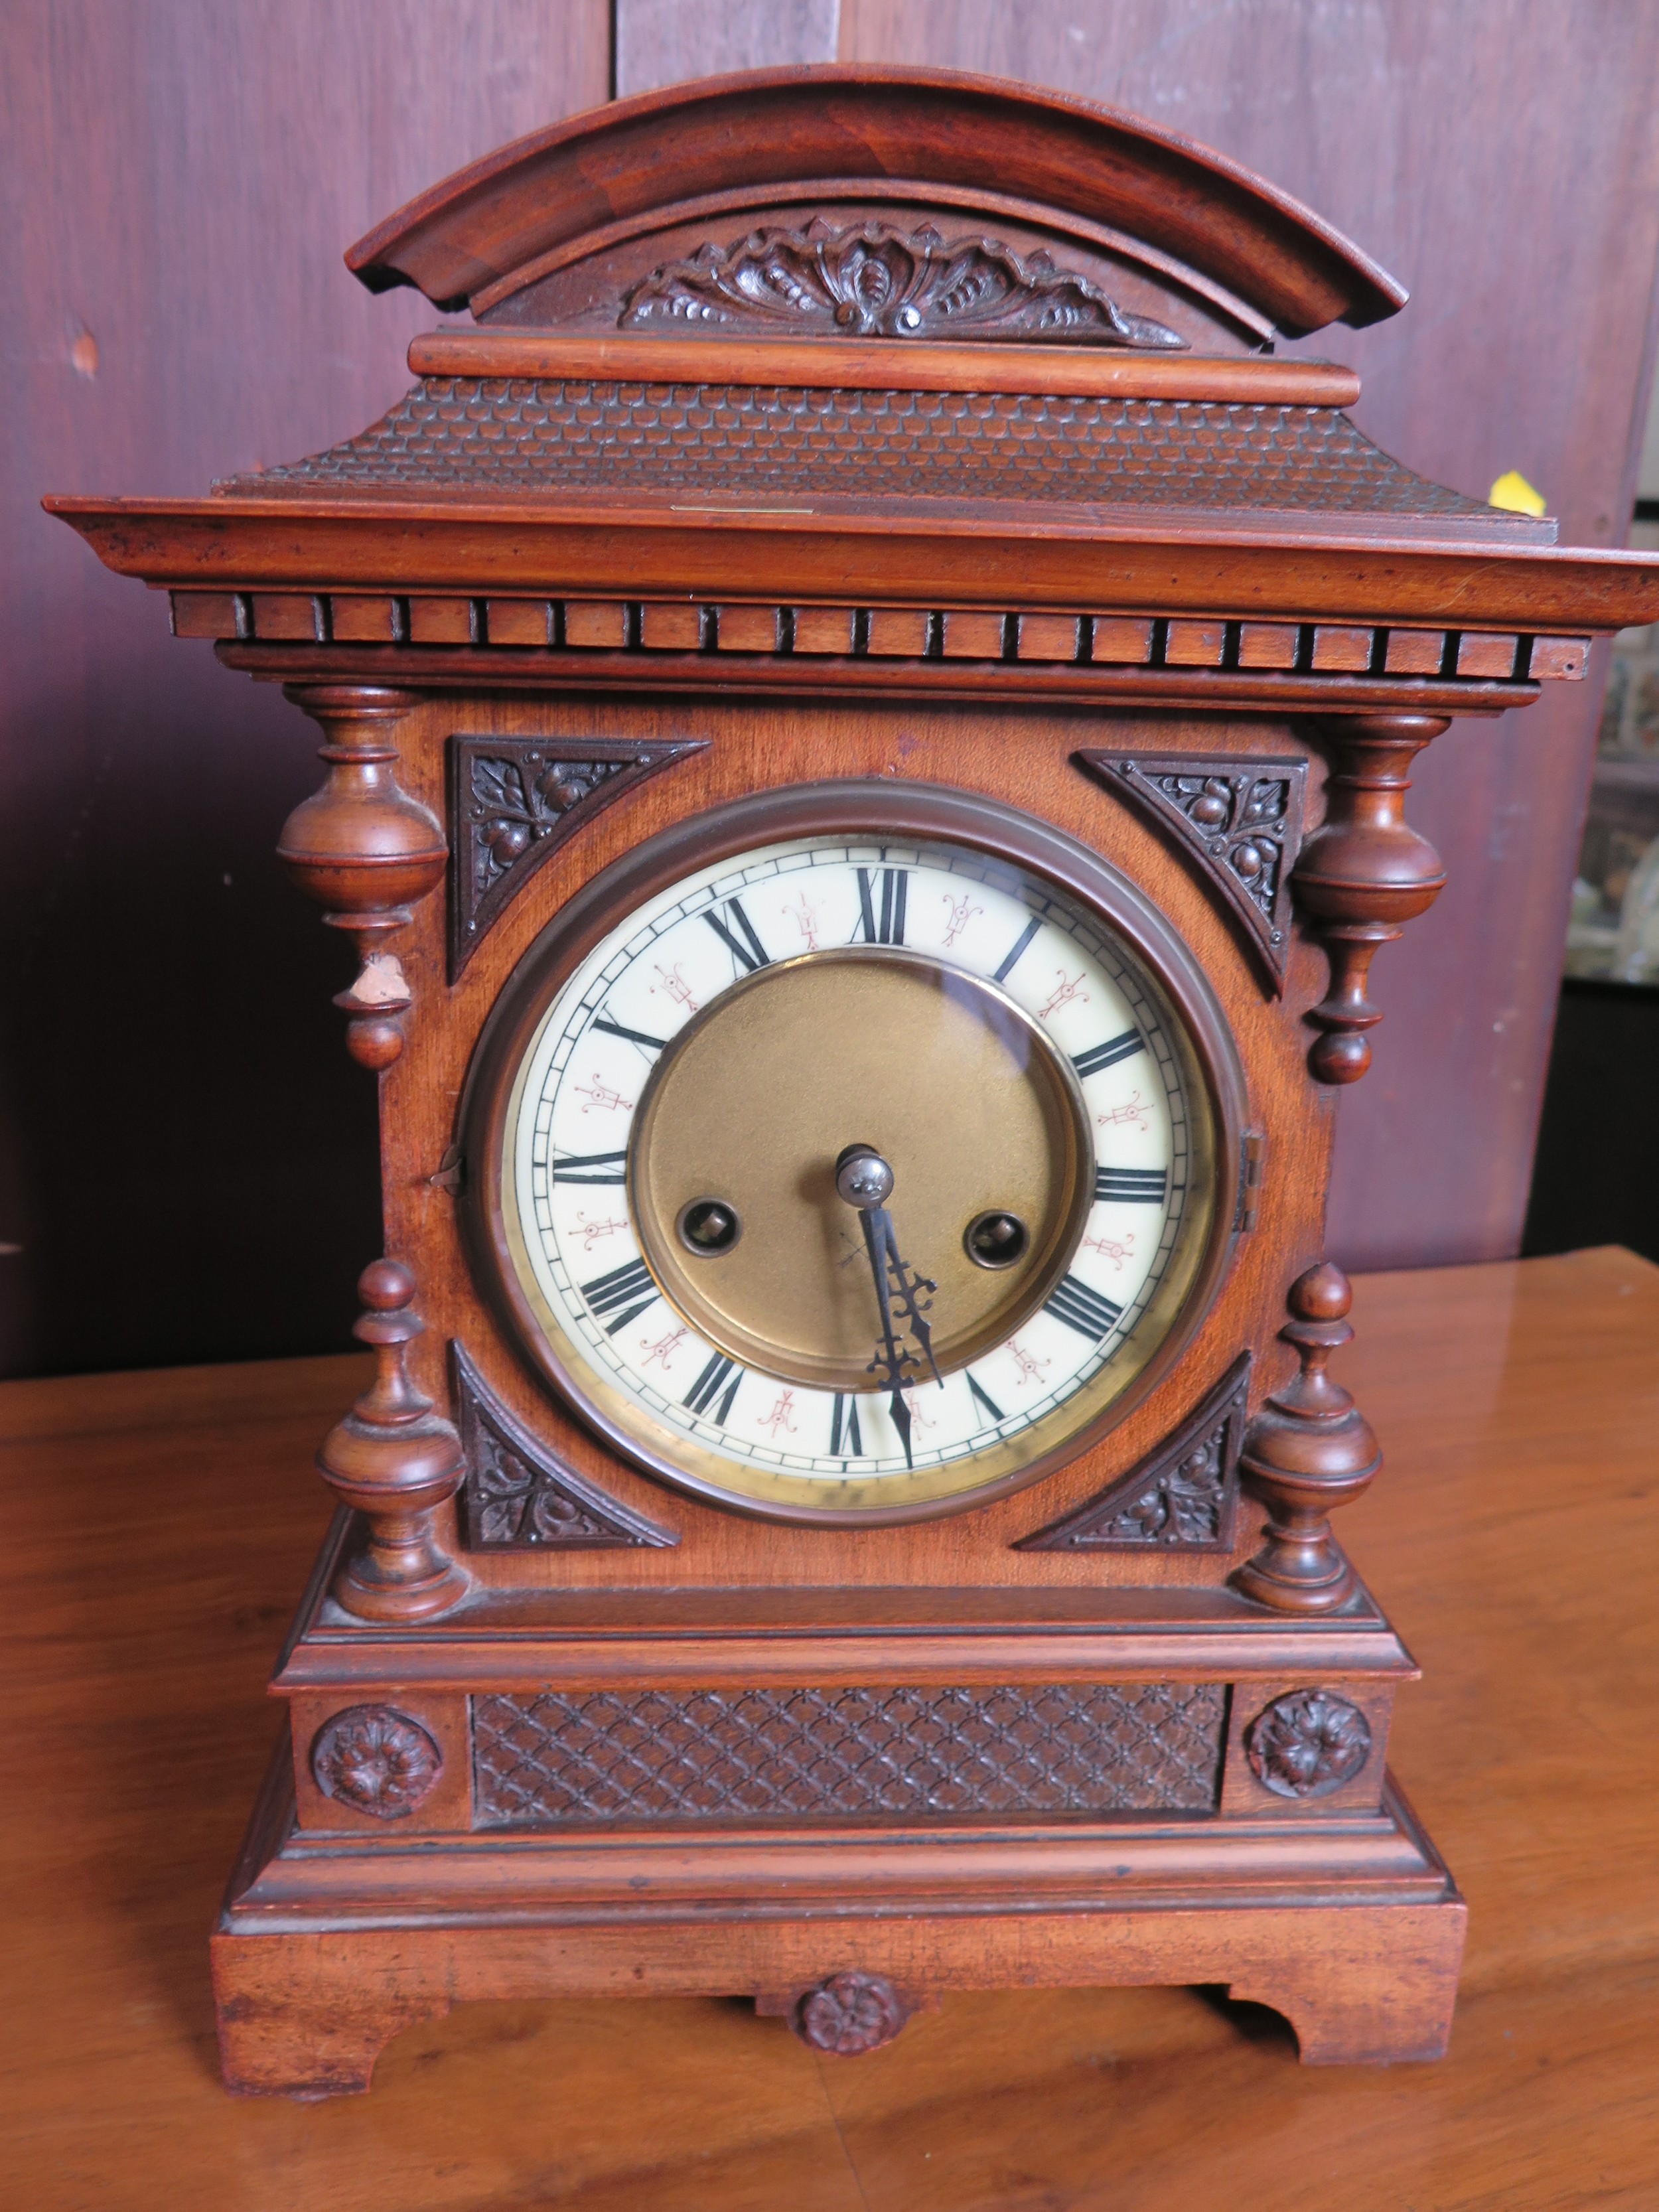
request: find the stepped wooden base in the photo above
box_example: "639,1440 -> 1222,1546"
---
214,1728 -> 1465,2097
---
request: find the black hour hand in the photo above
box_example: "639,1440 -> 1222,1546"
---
835,1143 -> 940,1467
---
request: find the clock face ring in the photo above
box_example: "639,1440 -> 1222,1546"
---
459,780 -> 1247,1525
626,946 -> 1095,1392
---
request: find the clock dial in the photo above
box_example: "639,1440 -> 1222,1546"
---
476,822 -> 1229,1520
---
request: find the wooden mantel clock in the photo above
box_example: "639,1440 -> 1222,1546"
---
50,67 -> 1659,2095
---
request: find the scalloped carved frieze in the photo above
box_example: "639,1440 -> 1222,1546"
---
620,217 -> 1187,349
451,1343 -> 678,1550
447,735 -> 706,978
1015,1353 -> 1250,1552
1077,752 -> 1307,990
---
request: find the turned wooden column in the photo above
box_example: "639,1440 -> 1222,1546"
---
276,684 -> 445,1069
317,1260 -> 469,1621
1294,714 -> 1449,1083
1233,1262 -> 1380,1613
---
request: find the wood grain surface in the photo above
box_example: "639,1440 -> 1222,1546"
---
4,1246 -> 1656,2207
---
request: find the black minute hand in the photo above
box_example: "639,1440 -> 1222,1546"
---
835,1143 -> 942,1469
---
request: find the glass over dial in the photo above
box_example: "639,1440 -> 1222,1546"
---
488,832 -> 1220,1518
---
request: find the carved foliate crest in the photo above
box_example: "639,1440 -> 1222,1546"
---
620,218 -> 1187,349
451,1344 -> 677,1550
447,735 -> 706,978
1016,1353 -> 1250,1551
1077,752 -> 1307,990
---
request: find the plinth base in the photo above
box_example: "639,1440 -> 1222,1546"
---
214,1730 -> 1465,2097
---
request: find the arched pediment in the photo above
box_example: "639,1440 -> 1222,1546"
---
346,64 -> 1405,346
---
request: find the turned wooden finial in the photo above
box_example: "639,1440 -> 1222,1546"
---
276,685 -> 446,1069
1293,713 -> 1449,1084
317,1259 -> 469,1621
1232,1262 -> 1381,1613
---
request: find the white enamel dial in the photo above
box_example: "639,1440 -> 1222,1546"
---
488,830 -> 1219,1518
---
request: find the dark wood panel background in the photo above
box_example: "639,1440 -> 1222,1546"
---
0,1 -> 610,1376
7,0 -> 1656,1376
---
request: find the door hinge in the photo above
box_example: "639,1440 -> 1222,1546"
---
1236,1130 -> 1265,1232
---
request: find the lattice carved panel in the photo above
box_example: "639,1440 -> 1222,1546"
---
471,1682 -> 1228,1828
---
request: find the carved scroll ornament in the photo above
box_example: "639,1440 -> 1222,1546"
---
794,1973 -> 910,2056
620,218 -> 1187,349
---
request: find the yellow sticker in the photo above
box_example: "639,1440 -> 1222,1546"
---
1488,469 -> 1548,517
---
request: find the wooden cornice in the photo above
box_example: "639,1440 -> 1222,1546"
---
44,494 -> 1659,634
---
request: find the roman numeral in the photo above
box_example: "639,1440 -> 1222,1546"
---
1044,1273 -> 1123,1340
992,913 -> 1043,983
705,897 -> 770,972
854,866 -> 908,945
1094,1165 -> 1167,1203
580,1257 -> 659,1334
967,1372 -> 1005,1424
591,1015 -> 667,1052
684,1350 -> 741,1419
551,1149 -> 629,1186
830,1392 -> 864,1457
1072,1029 -> 1144,1078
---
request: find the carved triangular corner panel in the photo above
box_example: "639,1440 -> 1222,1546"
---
451,1343 -> 678,1550
1015,1351 -> 1250,1551
447,735 -> 707,978
1076,752 -> 1307,991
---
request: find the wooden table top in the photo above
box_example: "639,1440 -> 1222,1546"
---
5,1247 -> 1657,2209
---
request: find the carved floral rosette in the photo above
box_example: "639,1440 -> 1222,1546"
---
310,1704 -> 443,1819
1244,1689 -> 1372,1800
796,1972 -> 910,2055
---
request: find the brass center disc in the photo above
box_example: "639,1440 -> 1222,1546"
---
628,948 -> 1093,1389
